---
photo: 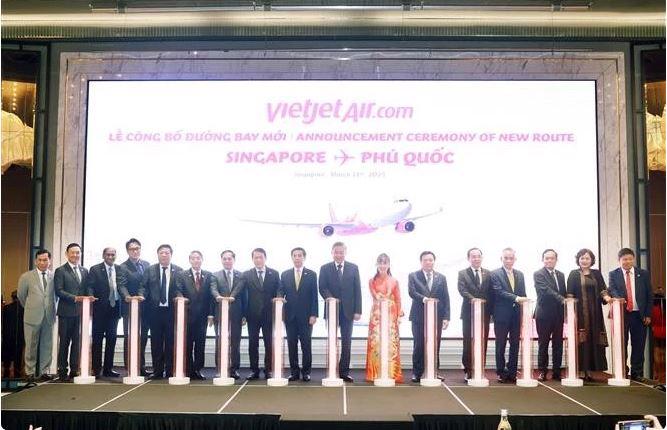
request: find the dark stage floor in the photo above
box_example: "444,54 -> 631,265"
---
2,368 -> 665,423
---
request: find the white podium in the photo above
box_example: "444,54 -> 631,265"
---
169,296 -> 190,385
374,298 -> 395,387
123,297 -> 145,385
268,297 -> 288,387
516,299 -> 538,387
468,298 -> 489,387
74,296 -> 96,384
421,298 -> 441,387
322,298 -> 344,387
607,298 -> 631,386
561,298 -> 583,387
213,296 -> 235,386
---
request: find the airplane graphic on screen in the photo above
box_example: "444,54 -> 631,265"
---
241,199 -> 443,236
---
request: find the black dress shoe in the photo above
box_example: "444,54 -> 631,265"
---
464,371 -> 472,381
506,376 -> 517,384
149,373 -> 164,380
552,373 -> 562,381
231,370 -> 240,380
302,374 -> 311,382
288,374 -> 300,382
39,374 -> 53,382
103,370 -> 121,378
190,371 -> 205,380
264,371 -> 273,380
537,371 -> 547,382
341,375 -> 354,383
246,372 -> 260,380
140,369 -> 151,377
411,375 -> 421,383
68,371 -> 79,379
497,375 -> 507,383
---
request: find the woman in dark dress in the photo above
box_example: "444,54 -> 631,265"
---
566,248 -> 611,382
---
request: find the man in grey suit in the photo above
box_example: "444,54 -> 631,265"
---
17,249 -> 56,382
408,251 -> 450,383
319,241 -> 362,383
211,250 -> 247,380
54,242 -> 93,381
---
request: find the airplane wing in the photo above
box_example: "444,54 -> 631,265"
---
239,218 -> 357,228
404,207 -> 443,221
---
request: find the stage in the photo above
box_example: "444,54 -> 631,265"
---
2,369 -> 665,430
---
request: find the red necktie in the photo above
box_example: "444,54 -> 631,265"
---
624,270 -> 633,312
195,272 -> 201,292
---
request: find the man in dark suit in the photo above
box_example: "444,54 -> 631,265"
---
211,250 -> 247,380
175,250 -> 216,380
490,247 -> 528,383
86,247 -> 127,378
243,248 -> 281,380
119,238 -> 151,376
408,251 -> 450,383
280,247 -> 318,382
533,249 -> 566,382
54,242 -> 92,381
319,241 -> 362,383
457,247 -> 492,381
138,244 -> 182,379
608,248 -> 653,381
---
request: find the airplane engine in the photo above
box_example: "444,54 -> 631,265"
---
395,220 -> 415,233
321,225 -> 335,236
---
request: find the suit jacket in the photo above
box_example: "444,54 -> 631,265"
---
175,268 -> 216,322
608,266 -> 652,319
533,267 -> 566,321
318,261 -> 362,321
280,267 -> 318,322
119,258 -> 150,316
490,267 -> 526,324
211,268 -> 247,322
17,269 -> 55,326
139,263 -> 183,309
54,263 -> 89,317
408,270 -> 450,322
242,267 -> 281,322
457,267 -> 493,319
86,262 -> 127,320
119,258 -> 150,297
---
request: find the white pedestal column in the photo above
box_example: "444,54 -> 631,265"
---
213,296 -> 235,386
123,298 -> 145,385
169,297 -> 190,385
322,297 -> 343,387
468,298 -> 489,387
421,298 -> 441,387
608,298 -> 630,386
516,299 -> 538,387
374,298 -> 395,387
268,297 -> 288,387
74,296 -> 96,384
562,298 -> 583,387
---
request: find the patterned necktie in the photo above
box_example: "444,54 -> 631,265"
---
336,264 -> 343,281
508,271 -> 515,292
41,271 -> 48,291
195,271 -> 201,291
625,270 -> 634,312
73,265 -> 81,283
108,266 -> 116,307
226,270 -> 232,291
136,261 -> 144,275
474,269 -> 480,287
160,267 -> 167,304
426,272 -> 433,291
258,270 -> 264,287
295,268 -> 302,291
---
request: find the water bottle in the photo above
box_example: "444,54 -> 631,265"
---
497,409 -> 512,430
